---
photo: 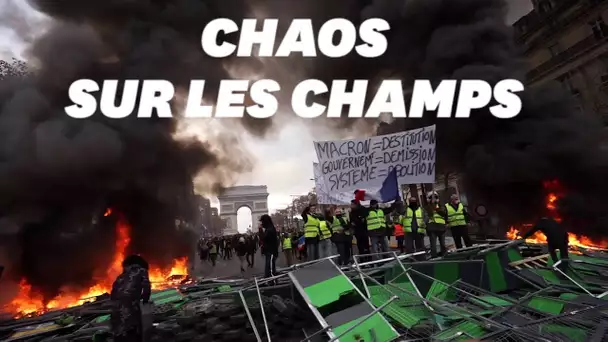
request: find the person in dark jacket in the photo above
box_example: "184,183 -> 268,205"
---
260,214 -> 279,278
245,234 -> 256,268
519,216 -> 569,265
349,200 -> 369,260
110,254 -> 151,342
235,236 -> 248,273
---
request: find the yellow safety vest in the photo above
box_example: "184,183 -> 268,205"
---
304,215 -> 320,238
319,221 -> 332,240
210,244 -> 217,254
445,203 -> 467,227
445,203 -> 466,227
429,205 -> 446,224
283,237 -> 292,250
330,216 -> 349,234
367,209 -> 385,231
401,208 -> 426,234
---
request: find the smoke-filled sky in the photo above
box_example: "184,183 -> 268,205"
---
4,0 -> 608,302
0,0 -> 533,215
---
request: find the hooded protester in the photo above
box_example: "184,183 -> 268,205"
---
110,254 -> 151,342
259,214 -> 279,278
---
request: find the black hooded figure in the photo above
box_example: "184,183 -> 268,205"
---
259,214 -> 279,278
110,254 -> 151,342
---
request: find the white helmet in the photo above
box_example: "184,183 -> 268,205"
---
427,191 -> 439,201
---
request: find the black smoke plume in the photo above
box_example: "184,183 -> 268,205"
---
2,0 -> 607,303
362,0 -> 608,236
252,0 -> 608,235
0,0 -> 257,300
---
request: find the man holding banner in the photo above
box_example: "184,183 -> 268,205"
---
313,125 -> 436,260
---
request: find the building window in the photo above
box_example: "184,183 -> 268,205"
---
589,16 -> 608,39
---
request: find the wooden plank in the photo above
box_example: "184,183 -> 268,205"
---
509,254 -> 551,267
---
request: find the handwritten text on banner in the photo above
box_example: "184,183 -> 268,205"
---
314,125 -> 436,192
313,163 -> 355,205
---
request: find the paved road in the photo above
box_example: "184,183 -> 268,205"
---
190,236 -> 458,280
191,250 -> 294,279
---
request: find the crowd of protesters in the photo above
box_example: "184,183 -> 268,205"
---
196,215 -> 308,278
196,192 -> 477,279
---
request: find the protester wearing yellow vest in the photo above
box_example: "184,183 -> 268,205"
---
445,194 -> 472,249
318,211 -> 333,259
367,199 -> 395,259
301,204 -> 321,261
282,233 -> 293,267
330,208 -> 352,265
426,191 -> 448,258
400,197 -> 427,255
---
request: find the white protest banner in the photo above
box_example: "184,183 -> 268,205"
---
313,163 -> 352,205
314,125 -> 436,192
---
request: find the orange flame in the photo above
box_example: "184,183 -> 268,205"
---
149,257 -> 189,289
506,226 -> 608,249
5,210 -> 189,318
506,181 -> 607,249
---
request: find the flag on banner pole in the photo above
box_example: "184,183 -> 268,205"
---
354,168 -> 400,203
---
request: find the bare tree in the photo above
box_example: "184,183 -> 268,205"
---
0,58 -> 28,80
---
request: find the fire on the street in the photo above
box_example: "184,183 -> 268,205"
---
506,226 -> 608,249
505,180 -> 608,249
5,211 -> 189,318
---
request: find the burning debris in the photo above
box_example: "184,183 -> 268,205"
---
0,0 -> 256,313
5,210 -> 190,318
368,0 -> 608,237
1,0 -> 607,325
505,180 -> 608,250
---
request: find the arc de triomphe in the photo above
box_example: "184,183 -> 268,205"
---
217,185 -> 269,235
